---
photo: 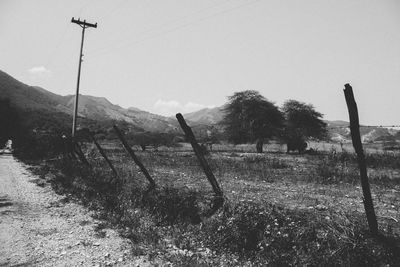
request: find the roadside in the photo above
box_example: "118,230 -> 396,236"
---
0,155 -> 153,266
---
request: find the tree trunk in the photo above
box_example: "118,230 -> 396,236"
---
256,139 -> 263,153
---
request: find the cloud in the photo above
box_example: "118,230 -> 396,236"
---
185,102 -> 209,110
153,99 -> 214,116
28,66 -> 51,75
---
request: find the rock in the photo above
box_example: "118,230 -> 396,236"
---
315,204 -> 327,211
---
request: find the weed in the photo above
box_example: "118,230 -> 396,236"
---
20,141 -> 400,266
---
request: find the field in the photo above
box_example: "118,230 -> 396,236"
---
37,140 -> 400,266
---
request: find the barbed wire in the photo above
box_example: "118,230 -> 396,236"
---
327,125 -> 400,129
188,123 -> 400,130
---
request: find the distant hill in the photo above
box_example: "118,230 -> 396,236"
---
0,71 -> 64,113
182,107 -> 225,125
1,69 -> 398,143
0,70 -> 178,133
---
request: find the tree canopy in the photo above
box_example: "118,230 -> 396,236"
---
222,90 -> 284,152
282,100 -> 327,142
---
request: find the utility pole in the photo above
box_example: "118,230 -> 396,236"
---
71,17 -> 97,138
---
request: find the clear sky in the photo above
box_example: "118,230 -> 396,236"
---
1,0 -> 399,124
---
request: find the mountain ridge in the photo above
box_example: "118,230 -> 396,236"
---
1,69 -> 399,142
0,70 -> 178,133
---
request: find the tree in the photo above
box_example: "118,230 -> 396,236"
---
222,90 -> 284,153
282,100 -> 327,153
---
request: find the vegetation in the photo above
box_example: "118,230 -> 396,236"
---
0,98 -> 20,146
22,139 -> 400,266
282,100 -> 328,153
222,90 -> 284,153
3,76 -> 399,265
124,131 -> 177,151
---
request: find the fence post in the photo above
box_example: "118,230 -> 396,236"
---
90,134 -> 119,178
62,135 -> 76,160
176,113 -> 223,198
113,125 -> 156,189
73,140 -> 91,167
343,83 -> 378,235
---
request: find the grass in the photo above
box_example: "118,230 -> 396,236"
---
23,141 -> 400,266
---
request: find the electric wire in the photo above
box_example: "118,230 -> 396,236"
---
88,0 -> 262,58
88,0 -> 234,55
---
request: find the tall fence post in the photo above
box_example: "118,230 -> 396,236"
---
113,125 -> 156,189
343,83 -> 378,235
90,133 -> 119,178
176,113 -> 223,198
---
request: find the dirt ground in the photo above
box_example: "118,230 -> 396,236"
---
0,155 -> 156,267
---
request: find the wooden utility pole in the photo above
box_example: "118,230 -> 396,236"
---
71,17 -> 97,137
343,83 -> 378,235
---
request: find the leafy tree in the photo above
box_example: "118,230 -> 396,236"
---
222,90 -> 284,153
282,100 -> 327,152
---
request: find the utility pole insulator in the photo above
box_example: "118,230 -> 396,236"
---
71,17 -> 97,138
71,17 -> 97,28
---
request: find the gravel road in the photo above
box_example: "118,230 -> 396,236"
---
0,155 -> 153,266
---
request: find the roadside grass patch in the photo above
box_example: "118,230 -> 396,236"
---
19,142 -> 400,266
174,201 -> 400,266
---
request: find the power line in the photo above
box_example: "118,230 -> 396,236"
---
100,0 -> 130,23
88,0 -> 262,58
44,23 -> 73,67
87,0 -> 234,56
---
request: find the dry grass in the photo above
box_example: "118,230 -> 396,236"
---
27,141 -> 400,266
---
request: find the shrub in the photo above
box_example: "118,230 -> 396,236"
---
314,150 -> 358,184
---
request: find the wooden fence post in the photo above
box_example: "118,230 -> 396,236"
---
343,83 -> 378,235
90,134 -> 119,178
62,135 -> 76,160
113,125 -> 156,189
176,113 -> 223,198
73,140 -> 91,167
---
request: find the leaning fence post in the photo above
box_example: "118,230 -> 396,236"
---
90,134 -> 119,178
176,113 -> 223,198
343,83 -> 378,235
73,140 -> 91,167
113,125 -> 156,189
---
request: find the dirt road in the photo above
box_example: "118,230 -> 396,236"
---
0,155 -> 151,266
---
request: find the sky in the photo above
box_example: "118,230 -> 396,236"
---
1,0 -> 399,125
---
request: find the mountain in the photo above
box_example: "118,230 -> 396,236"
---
1,69 -> 398,143
182,107 -> 225,125
61,94 -> 178,132
0,70 -> 178,133
0,71 -> 64,113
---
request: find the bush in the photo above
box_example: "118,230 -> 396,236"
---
141,187 -> 202,225
14,132 -> 66,159
314,150 -> 359,184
